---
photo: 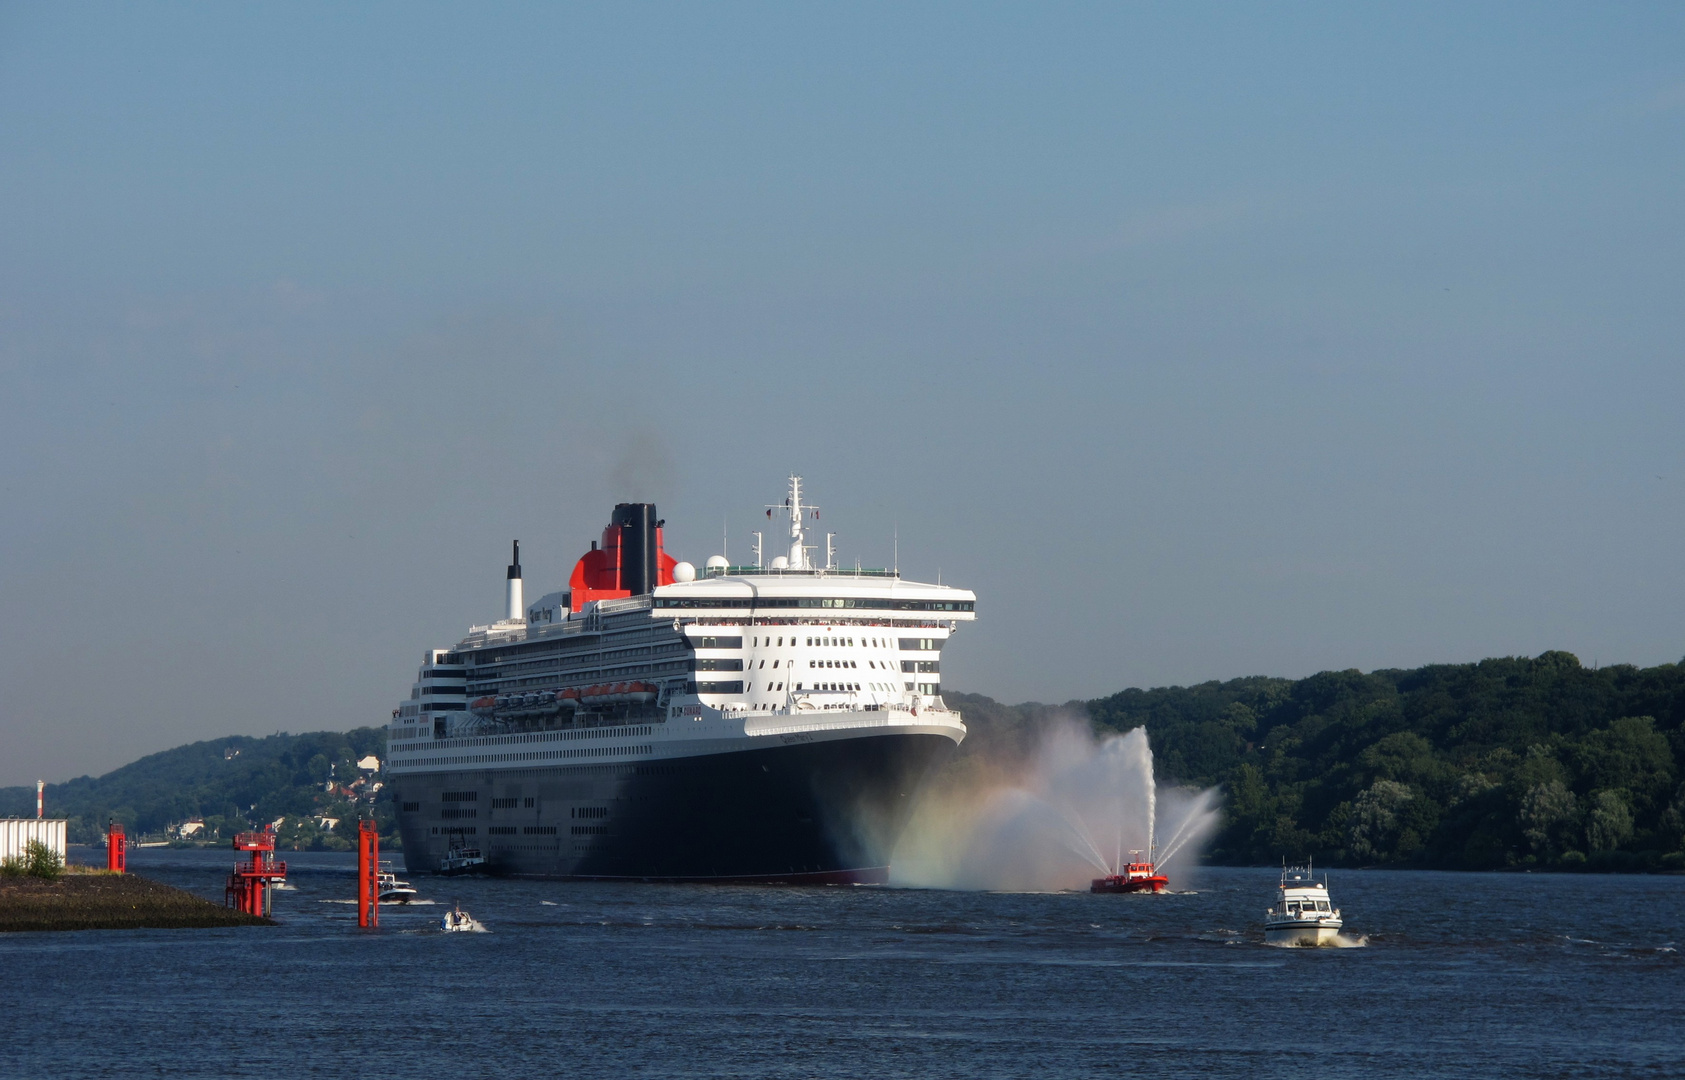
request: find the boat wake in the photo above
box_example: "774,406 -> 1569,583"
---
1265,932 -> 1368,949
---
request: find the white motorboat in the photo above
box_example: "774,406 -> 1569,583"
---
377,870 -> 418,903
437,846 -> 487,876
1264,862 -> 1344,946
439,904 -> 486,932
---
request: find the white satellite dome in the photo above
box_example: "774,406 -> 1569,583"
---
671,561 -> 696,583
704,555 -> 729,576
770,555 -> 789,569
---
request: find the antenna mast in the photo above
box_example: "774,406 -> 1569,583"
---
768,475 -> 815,570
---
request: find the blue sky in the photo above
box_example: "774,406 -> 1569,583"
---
2,2 -> 1683,783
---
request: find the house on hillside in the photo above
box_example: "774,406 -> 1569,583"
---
176,820 -> 205,838
357,755 -> 380,773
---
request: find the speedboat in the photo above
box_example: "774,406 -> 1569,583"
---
437,846 -> 487,876
440,904 -> 486,932
1264,862 -> 1344,946
377,870 -> 418,903
1091,850 -> 1168,893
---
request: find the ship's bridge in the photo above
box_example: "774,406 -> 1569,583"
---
649,573 -> 976,620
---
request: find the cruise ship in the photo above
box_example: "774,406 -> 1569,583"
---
386,478 -> 976,883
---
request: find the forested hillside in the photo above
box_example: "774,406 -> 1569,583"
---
9,651 -> 1684,870
958,651 -> 1685,871
0,729 -> 393,849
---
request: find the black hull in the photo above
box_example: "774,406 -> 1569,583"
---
392,731 -> 955,882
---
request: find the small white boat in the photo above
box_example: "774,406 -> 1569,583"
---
1264,861 -> 1344,946
439,904 -> 486,932
377,870 -> 418,903
438,846 -> 487,875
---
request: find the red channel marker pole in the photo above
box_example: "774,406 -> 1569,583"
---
357,819 -> 379,928
107,822 -> 126,873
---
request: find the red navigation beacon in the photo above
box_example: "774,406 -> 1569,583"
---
225,827 -> 288,917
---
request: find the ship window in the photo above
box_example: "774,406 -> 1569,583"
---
1317,901 -> 1330,911
758,660 -> 765,669
778,637 -> 783,646
772,660 -> 779,668
777,683 -> 783,690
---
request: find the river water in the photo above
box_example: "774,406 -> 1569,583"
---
2,848 -> 1680,1078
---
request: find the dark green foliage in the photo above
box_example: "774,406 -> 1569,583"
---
0,728 -> 396,849
0,839 -> 65,880
1081,652 -> 1685,870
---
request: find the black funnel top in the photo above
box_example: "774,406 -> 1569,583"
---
507,539 -> 522,580
612,504 -> 658,595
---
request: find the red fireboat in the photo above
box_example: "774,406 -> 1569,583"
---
1090,850 -> 1168,894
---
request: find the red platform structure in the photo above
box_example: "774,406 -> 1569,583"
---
225,827 -> 288,917
106,821 -> 126,873
357,819 -> 379,928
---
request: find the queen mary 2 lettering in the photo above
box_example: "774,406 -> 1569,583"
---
386,477 -> 975,883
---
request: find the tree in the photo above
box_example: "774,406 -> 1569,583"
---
1347,780 -> 1414,861
1520,781 -> 1578,858
1585,790 -> 1634,853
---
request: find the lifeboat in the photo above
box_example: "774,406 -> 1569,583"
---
557,688 -> 581,710
469,696 -> 498,717
581,684 -> 612,705
536,691 -> 560,714
1091,852 -> 1168,894
626,681 -> 658,704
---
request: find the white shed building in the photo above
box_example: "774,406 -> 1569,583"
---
1,819 -> 68,864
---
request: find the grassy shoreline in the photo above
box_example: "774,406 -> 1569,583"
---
0,871 -> 272,932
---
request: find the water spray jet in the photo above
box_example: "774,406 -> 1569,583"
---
891,719 -> 1223,891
